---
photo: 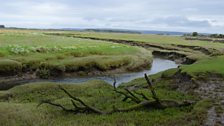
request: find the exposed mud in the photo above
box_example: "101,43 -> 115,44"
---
174,44 -> 212,55
0,59 -> 152,90
0,74 -> 37,90
174,44 -> 221,56
170,71 -> 224,99
152,50 -> 196,64
194,77 -> 224,126
166,71 -> 224,126
205,107 -> 217,126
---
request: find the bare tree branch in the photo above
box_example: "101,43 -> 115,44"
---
58,85 -> 106,114
37,100 -> 75,112
124,88 -> 141,103
133,91 -> 150,101
113,78 -> 141,103
144,73 -> 161,104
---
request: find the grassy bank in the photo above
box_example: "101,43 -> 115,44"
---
0,78 -> 211,126
180,56 -> 224,78
0,30 -> 152,77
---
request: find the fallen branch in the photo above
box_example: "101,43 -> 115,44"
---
133,91 -> 150,100
37,100 -> 75,112
144,74 -> 161,104
113,77 -> 141,103
38,74 -> 196,115
59,85 -> 106,114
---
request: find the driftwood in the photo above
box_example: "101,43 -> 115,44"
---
38,74 -> 195,114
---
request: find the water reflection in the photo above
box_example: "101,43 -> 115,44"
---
50,58 -> 179,85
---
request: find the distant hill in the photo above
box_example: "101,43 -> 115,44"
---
62,28 -> 190,36
84,29 -> 141,34
140,30 -> 189,36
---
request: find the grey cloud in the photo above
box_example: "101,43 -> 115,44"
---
150,16 -> 211,27
1,0 -> 224,33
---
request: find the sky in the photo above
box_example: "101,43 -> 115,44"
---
1,0 -> 224,33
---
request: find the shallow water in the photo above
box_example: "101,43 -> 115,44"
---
49,58 -> 179,85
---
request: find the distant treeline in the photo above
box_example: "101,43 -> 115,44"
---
184,32 -> 224,43
0,25 -> 5,28
84,29 -> 141,34
184,32 -> 224,38
210,34 -> 224,38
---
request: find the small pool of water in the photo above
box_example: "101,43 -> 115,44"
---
50,58 -> 179,85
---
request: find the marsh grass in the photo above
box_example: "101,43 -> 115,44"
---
0,78 -> 211,126
0,31 -> 152,77
180,56 -> 224,78
0,59 -> 22,76
54,31 -> 224,52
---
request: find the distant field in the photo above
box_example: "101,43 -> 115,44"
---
59,31 -> 224,51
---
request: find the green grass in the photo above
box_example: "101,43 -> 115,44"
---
44,31 -> 224,61
0,59 -> 22,75
0,79 -> 211,126
57,31 -> 224,52
69,29 -> 224,79
0,30 -> 152,76
180,56 -> 224,78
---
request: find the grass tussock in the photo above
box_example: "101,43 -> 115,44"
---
0,59 -> 22,76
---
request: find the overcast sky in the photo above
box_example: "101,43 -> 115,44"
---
1,0 -> 224,33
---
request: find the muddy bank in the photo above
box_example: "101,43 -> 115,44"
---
169,71 -> 224,126
0,74 -> 37,90
0,58 -> 177,90
0,68 -> 146,90
175,44 -> 212,55
162,70 -> 224,96
152,50 -> 196,64
173,44 -> 221,56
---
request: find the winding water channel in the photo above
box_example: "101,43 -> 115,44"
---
49,58 -> 179,85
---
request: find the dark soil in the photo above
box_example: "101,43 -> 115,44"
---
168,71 -> 224,126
